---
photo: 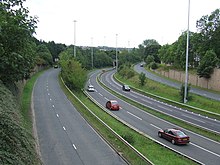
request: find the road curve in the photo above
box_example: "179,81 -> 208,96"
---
134,63 -> 220,101
86,69 -> 220,165
33,68 -> 127,165
104,70 -> 220,133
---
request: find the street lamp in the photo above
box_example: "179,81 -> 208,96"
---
116,34 -> 118,72
73,20 -> 77,58
91,37 -> 94,69
184,0 -> 190,103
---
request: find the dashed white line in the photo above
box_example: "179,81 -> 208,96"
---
190,142 -> 220,158
127,111 -> 142,120
48,93 -> 50,96
157,105 -> 173,112
72,144 -> 77,150
182,114 -> 206,123
150,124 -> 161,130
56,114 -> 59,117
141,99 -> 153,104
99,93 -> 103,97
130,94 -> 138,98
50,98 -> 52,101
63,126 -> 66,131
52,105 -> 55,108
104,97 -> 109,101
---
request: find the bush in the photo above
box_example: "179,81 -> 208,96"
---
122,133 -> 135,145
149,62 -> 158,70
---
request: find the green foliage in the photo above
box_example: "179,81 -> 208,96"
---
0,0 -> 38,84
36,44 -> 53,66
180,84 -> 191,103
122,133 -> 135,145
145,55 -> 155,65
60,58 -> 87,91
0,81 -> 39,164
197,50 -> 219,78
139,72 -> 146,86
149,62 -> 158,70
118,64 -> 135,79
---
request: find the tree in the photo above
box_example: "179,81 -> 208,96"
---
139,72 -> 146,86
0,0 -> 38,84
196,8 -> 220,59
36,44 -> 53,66
197,50 -> 219,78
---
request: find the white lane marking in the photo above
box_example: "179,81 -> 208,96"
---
99,93 -> 103,97
63,126 -> 66,131
104,97 -> 109,101
181,114 -> 206,123
150,124 -> 161,130
72,144 -> 77,150
127,111 -> 142,120
157,105 -> 173,112
48,93 -> 50,96
56,114 -> 59,117
130,94 -> 138,98
141,99 -> 153,104
47,89 -> 49,91
50,98 -> 52,101
190,142 -> 220,158
52,105 -> 55,108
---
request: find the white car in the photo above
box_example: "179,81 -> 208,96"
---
87,85 -> 95,92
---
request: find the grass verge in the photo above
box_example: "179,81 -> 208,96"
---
59,75 -> 198,165
102,73 -> 220,142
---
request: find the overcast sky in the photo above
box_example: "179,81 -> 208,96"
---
24,0 -> 220,48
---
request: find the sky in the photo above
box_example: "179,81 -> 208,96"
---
24,0 -> 220,48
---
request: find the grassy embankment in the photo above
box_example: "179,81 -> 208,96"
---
112,72 -> 220,142
59,74 -> 197,165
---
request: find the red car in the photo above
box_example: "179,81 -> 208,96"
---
158,128 -> 190,145
106,100 -> 120,111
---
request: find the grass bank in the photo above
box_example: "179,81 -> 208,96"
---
59,75 -> 198,165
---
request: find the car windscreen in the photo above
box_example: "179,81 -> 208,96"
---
111,101 -> 118,105
176,131 -> 187,137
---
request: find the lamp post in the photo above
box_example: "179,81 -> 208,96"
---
91,37 -> 94,69
184,0 -> 190,103
73,20 -> 77,58
116,34 -> 118,72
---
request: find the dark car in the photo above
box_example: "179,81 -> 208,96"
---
122,85 -> 130,91
106,100 -> 120,111
140,64 -> 144,67
158,128 -> 190,145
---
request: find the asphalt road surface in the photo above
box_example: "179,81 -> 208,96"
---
33,68 -> 127,165
103,70 -> 220,133
134,63 -> 220,101
86,69 -> 220,165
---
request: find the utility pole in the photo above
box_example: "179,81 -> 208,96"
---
184,0 -> 190,103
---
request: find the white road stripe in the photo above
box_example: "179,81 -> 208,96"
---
190,142 -> 220,158
52,105 -> 55,108
50,98 -> 52,101
127,111 -> 142,120
130,94 -> 138,98
63,126 -> 66,131
72,144 -> 77,150
104,97 -> 109,101
157,105 -> 173,112
56,114 -> 59,117
48,93 -> 50,95
150,124 -> 161,130
99,93 -> 103,97
182,114 -> 206,123
141,99 -> 153,104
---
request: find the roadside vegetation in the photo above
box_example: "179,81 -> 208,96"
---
1,0 -> 219,164
59,75 -> 197,165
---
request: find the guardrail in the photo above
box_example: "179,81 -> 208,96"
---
97,71 -> 204,165
112,73 -> 220,136
60,77 -> 154,165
